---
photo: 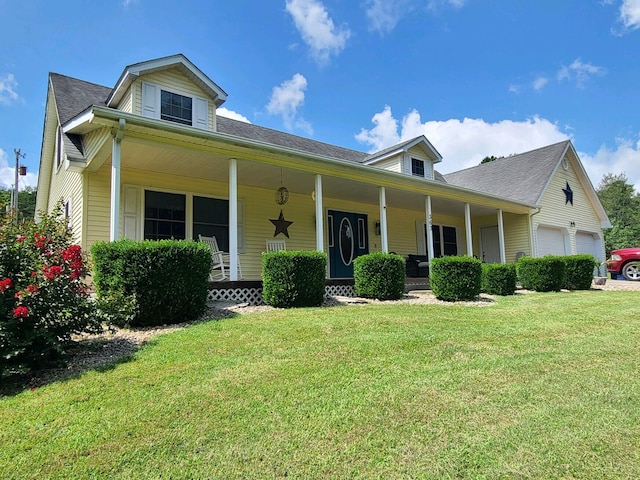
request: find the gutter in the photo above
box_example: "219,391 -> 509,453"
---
85,105 -> 537,213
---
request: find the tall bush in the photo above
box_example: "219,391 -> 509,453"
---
262,251 -> 327,308
481,263 -> 517,296
430,256 -> 482,301
516,256 -> 565,292
563,254 -> 598,290
0,205 -> 101,376
91,239 -> 211,327
353,252 -> 405,300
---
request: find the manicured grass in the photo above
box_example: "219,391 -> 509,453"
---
2,291 -> 640,478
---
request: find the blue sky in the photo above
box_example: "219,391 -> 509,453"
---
1,0 -> 640,194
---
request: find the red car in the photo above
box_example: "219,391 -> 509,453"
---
607,247 -> 640,281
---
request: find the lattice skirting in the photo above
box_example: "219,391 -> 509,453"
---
207,284 -> 358,306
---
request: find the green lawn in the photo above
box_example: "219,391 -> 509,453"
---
1,291 -> 640,479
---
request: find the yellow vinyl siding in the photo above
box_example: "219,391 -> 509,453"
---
535,157 -> 604,258
118,89 -> 133,113
86,167 -> 111,248
372,157 -> 403,173
83,129 -> 109,161
471,213 -> 531,263
131,68 -> 216,131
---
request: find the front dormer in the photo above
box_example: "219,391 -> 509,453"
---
105,54 -> 227,132
363,136 -> 442,180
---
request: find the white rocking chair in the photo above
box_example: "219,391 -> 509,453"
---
265,238 -> 287,253
199,235 -> 243,281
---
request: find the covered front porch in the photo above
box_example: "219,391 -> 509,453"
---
82,112 -> 535,283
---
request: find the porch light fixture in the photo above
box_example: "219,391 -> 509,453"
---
375,220 -> 381,236
570,221 -> 575,227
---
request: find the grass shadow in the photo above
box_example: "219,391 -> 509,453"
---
1,306 -> 240,397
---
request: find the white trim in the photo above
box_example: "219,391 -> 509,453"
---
229,158 -> 238,281
425,196 -> 434,263
497,209 -> 506,264
465,203 -> 473,257
379,186 -> 388,253
315,174 -> 324,252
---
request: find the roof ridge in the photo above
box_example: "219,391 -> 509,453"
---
445,139 -> 571,177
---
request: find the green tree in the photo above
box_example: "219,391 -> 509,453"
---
596,173 -> 640,255
481,155 -> 499,164
0,187 -> 37,221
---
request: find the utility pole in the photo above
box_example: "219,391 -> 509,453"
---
13,149 -> 26,215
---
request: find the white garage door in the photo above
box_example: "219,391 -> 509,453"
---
575,231 -> 598,259
537,226 -> 566,256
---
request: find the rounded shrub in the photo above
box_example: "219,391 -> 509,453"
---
92,239 -> 212,326
516,256 -> 565,292
262,251 -> 327,308
353,252 -> 405,300
563,254 -> 598,290
481,263 -> 517,295
430,256 -> 482,301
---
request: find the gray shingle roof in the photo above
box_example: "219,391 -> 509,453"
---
443,141 -> 571,205
216,116 -> 368,163
50,73 -> 111,125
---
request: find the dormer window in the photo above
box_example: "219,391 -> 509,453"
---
141,81 -> 209,130
161,91 -> 192,125
411,158 -> 425,177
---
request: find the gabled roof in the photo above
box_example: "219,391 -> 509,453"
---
444,141 -> 571,205
106,54 -> 228,108
49,73 -> 111,125
363,136 -> 442,164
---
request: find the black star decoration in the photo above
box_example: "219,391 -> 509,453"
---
269,210 -> 293,238
563,181 -> 573,206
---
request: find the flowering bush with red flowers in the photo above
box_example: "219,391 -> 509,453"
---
1,203 -> 102,377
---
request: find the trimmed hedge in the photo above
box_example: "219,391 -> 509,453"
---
516,256 -> 565,292
262,251 -> 327,308
353,252 -> 405,300
563,254 -> 598,290
91,239 -> 212,326
430,256 -> 482,301
481,263 -> 517,296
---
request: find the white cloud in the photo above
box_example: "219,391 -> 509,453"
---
579,136 -> 640,193
557,58 -> 606,88
365,0 -> 409,34
0,148 -> 37,191
428,0 -> 465,10
356,106 -> 570,173
0,73 -> 19,105
285,0 -> 351,64
611,0 -> 640,33
620,0 -> 640,30
532,76 -> 549,91
217,108 -> 251,123
266,73 -> 312,134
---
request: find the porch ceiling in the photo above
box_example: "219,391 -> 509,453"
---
115,136 -> 524,217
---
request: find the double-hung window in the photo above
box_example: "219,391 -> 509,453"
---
160,91 -> 192,125
430,224 -> 458,257
411,158 -> 425,177
142,82 -> 208,130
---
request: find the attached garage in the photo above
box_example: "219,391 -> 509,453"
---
536,226 -> 567,256
575,231 -> 602,261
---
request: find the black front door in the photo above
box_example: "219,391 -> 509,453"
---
327,210 -> 369,278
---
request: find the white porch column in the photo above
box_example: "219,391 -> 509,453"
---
229,158 -> 239,281
465,202 -> 473,257
110,119 -> 125,242
497,209 -> 506,264
425,195 -> 434,262
379,186 -> 388,253
314,174 -> 324,252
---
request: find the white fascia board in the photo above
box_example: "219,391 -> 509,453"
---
62,110 -> 94,133
107,54 -> 228,107
89,106 -> 535,213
